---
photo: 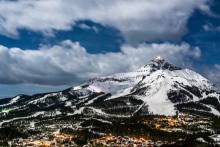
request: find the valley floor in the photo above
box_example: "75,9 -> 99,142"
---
0,114 -> 220,146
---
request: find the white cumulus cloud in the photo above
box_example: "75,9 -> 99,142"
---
0,40 -> 201,85
0,0 -> 209,44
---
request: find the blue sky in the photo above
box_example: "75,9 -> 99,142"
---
0,0 -> 219,97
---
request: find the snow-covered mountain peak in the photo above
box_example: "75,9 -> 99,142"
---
152,56 -> 165,64
139,57 -> 182,73
88,57 -> 212,92
79,57 -> 219,116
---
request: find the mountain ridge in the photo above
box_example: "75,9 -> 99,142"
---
0,56 -> 219,119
